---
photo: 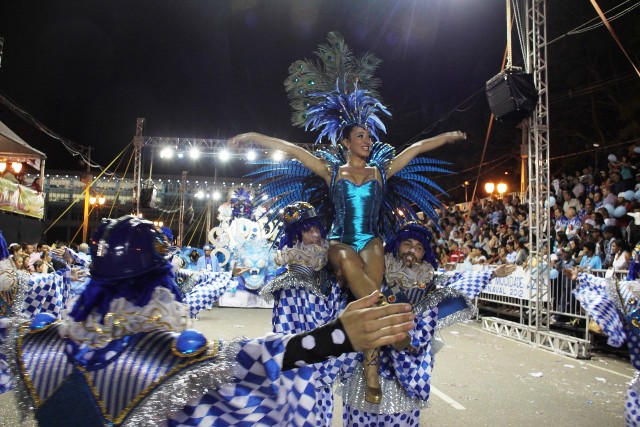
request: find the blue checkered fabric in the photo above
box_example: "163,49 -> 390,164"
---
444,270 -> 494,299
184,272 -> 235,318
21,272 -> 71,319
338,270 -> 494,425
271,285 -> 343,335
381,307 -> 437,401
168,334 -> 319,427
270,281 -> 348,426
617,281 -> 640,371
574,273 -> 625,347
65,248 -> 89,267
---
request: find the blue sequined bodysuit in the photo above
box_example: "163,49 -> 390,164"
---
329,177 -> 383,253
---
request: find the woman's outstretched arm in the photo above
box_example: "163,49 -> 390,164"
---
232,132 -> 332,184
386,131 -> 466,178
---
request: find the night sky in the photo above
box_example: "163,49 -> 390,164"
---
0,0 -> 637,198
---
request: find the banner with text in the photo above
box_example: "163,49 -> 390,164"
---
0,178 -> 44,219
453,264 -> 548,301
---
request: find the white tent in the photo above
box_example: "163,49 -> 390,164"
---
0,120 -> 47,173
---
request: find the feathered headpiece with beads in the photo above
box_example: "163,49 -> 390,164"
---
284,31 -> 390,145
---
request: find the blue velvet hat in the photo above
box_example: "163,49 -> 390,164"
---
384,222 -> 437,268
70,215 -> 182,322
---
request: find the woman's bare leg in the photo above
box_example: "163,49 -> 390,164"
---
328,241 -> 380,298
359,238 -> 384,290
328,238 -> 385,404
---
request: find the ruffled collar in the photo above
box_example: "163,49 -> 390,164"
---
275,241 -> 329,271
59,287 -> 190,350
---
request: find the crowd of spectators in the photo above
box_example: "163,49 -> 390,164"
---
6,241 -> 90,275
422,143 -> 640,273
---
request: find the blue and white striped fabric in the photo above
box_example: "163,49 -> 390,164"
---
168,334 -> 319,427
184,271 -> 235,318
22,271 -> 71,319
19,325 -> 220,425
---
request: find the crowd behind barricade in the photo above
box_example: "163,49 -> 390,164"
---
420,143 -> 640,279
6,240 -> 90,277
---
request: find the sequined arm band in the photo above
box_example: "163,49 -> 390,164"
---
282,318 -> 354,370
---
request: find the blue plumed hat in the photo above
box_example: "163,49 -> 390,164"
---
279,202 -> 326,249
384,222 -> 437,268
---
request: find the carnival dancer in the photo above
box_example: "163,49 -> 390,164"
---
196,243 -> 220,271
338,222 -> 516,426
260,201 -> 349,426
233,31 -> 465,404
2,215 -> 415,426
567,245 -> 640,426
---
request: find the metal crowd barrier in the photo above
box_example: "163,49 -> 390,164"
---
451,263 -> 627,359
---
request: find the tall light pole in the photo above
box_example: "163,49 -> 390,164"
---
81,147 -> 92,243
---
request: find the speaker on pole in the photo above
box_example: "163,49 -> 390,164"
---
486,69 -> 538,122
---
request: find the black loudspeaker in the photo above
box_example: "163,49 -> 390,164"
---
486,69 -> 538,122
140,181 -> 157,208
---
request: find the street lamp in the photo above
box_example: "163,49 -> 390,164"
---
484,182 -> 495,195
463,181 -> 470,204
497,183 -> 508,197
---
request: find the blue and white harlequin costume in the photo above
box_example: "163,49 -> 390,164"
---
574,261 -> 640,427
260,202 -> 351,426
338,223 -> 497,426
339,269 -> 495,426
2,216 -> 360,426
175,268 -> 236,318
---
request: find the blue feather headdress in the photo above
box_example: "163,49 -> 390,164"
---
304,82 -> 391,144
285,31 -> 390,145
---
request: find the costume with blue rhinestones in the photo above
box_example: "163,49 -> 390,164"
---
329,174 -> 383,253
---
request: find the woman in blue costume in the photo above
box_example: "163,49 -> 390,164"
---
233,31 -> 466,404
233,112 -> 464,405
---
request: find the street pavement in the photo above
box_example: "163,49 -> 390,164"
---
0,306 -> 631,426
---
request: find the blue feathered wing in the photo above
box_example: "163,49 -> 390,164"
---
245,145 -> 346,244
246,142 -> 453,243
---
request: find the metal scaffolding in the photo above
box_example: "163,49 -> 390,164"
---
482,0 -> 590,358
130,117 -> 319,215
